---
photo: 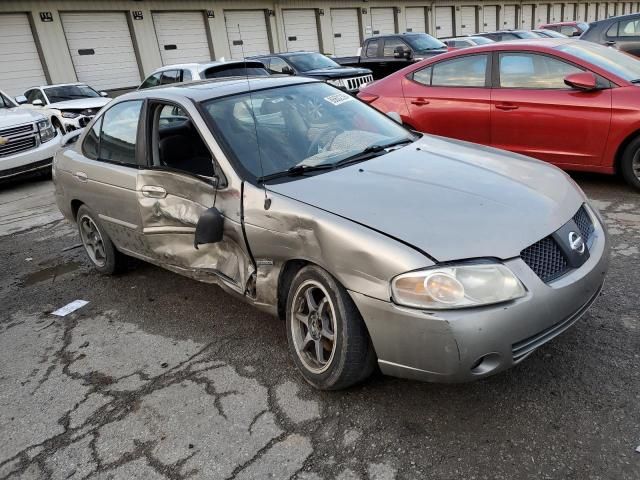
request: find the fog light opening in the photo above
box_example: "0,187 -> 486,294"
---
470,353 -> 501,376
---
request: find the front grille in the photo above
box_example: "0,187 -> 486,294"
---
573,206 -> 595,243
0,121 -> 38,157
520,236 -> 569,283
346,74 -> 374,92
0,123 -> 33,137
0,136 -> 37,157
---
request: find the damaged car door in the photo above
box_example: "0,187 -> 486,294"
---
136,101 -> 251,291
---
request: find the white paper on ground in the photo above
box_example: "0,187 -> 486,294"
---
51,300 -> 89,317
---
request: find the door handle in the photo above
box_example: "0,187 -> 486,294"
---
495,104 -> 519,111
411,98 -> 430,106
73,171 -> 88,182
606,40 -> 616,46
141,185 -> 167,198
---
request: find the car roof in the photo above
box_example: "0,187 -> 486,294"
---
590,12 -> 640,25
421,38 -> 577,57
123,76 -> 318,103
149,60 -> 258,75
540,21 -> 581,27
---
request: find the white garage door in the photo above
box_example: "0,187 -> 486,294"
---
551,4 -> 562,22
0,14 -> 47,96
283,10 -> 319,52
459,6 -> 476,35
521,4 -> 534,29
370,8 -> 395,35
435,7 -> 454,38
330,9 -> 360,57
503,5 -> 517,29
483,6 -> 498,31
607,2 -> 617,17
587,3 -> 597,21
152,12 -> 211,66
405,7 -> 427,33
563,3 -> 576,20
225,10 -> 270,60
598,2 -> 607,18
537,4 -> 550,24
61,12 -> 140,91
577,3 -> 587,20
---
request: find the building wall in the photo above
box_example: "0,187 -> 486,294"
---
0,0 -> 637,92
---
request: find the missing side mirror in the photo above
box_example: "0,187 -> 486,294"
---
194,207 -> 224,249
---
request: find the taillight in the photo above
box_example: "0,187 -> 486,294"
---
358,92 -> 379,104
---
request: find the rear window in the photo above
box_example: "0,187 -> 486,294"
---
203,64 -> 269,79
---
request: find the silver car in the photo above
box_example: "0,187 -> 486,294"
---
53,77 -> 609,390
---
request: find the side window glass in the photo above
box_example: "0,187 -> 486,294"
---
27,89 -> 45,104
182,69 -> 192,82
99,101 -> 143,165
160,70 -> 180,85
154,103 -> 218,178
268,57 -> 289,74
607,22 -> 619,37
140,73 -> 161,89
383,38 -> 408,57
365,40 -> 379,58
499,53 -> 583,89
411,66 -> 432,86
618,19 -> 640,36
560,26 -> 576,36
82,116 -> 103,160
431,55 -> 487,87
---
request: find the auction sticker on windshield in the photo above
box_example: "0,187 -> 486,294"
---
324,92 -> 354,106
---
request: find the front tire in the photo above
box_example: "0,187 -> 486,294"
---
620,136 -> 640,190
286,265 -> 376,390
76,205 -> 128,275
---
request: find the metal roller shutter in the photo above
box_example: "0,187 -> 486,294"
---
537,4 -> 550,24
61,12 -> 140,91
551,4 -> 563,22
152,12 -> 211,66
521,4 -> 534,29
503,5 -> 517,29
598,3 -> 607,19
369,8 -> 395,35
405,7 -> 427,33
459,6 -> 477,35
330,9 -> 360,57
435,7 -> 454,38
0,14 -> 47,96
283,9 -> 320,53
224,10 -> 270,59
483,5 -> 498,31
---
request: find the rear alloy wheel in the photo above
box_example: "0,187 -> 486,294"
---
286,265 -> 376,390
76,205 -> 129,275
620,136 -> 640,190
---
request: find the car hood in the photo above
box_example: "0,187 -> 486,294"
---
0,107 -> 45,129
267,135 -> 585,262
48,98 -> 111,110
302,67 -> 372,78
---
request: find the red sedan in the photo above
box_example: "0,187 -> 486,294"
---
358,39 -> 640,189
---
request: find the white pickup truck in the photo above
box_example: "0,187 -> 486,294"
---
0,90 -> 60,182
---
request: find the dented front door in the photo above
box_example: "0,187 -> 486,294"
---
135,169 -> 251,292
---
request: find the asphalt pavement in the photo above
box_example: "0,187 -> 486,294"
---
0,173 -> 638,480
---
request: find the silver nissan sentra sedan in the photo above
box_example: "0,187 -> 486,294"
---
53,76 -> 609,390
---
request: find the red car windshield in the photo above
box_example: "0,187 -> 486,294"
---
556,41 -> 640,82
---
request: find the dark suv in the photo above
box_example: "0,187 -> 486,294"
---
581,13 -> 640,57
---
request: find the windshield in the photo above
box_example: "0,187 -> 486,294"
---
515,31 -> 540,39
202,82 -> 414,181
403,34 -> 446,52
44,85 -> 100,103
283,53 -> 340,72
469,36 -> 494,45
556,41 -> 640,82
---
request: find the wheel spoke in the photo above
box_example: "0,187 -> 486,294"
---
81,221 -> 92,236
301,332 -> 314,351
94,243 -> 105,260
320,327 -> 334,342
295,312 -> 309,328
314,339 -> 325,365
304,288 -> 318,311
317,297 -> 328,317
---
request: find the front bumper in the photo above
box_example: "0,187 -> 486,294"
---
61,115 -> 92,132
0,134 -> 61,180
350,207 -> 609,383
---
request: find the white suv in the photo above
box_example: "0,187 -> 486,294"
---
0,91 -> 60,182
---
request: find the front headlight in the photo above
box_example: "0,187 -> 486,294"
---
391,263 -> 526,309
37,119 -> 56,143
327,78 -> 344,88
61,111 -> 80,118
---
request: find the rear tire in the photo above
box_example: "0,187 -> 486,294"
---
285,265 -> 376,390
620,136 -> 640,190
76,205 -> 129,275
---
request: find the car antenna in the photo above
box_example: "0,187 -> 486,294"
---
238,25 -> 271,210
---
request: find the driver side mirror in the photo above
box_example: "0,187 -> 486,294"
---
564,72 -> 598,91
14,95 -> 27,105
99,91 -> 109,97
394,46 -> 412,60
31,99 -> 43,106
194,207 -> 224,248
281,66 -> 295,75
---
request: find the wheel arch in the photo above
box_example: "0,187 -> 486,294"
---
70,199 -> 84,220
277,259 -> 310,321
614,128 -> 640,174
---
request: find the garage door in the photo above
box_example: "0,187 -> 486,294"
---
0,14 -> 47,96
370,8 -> 395,35
283,10 -> 320,52
608,2 -> 617,17
435,7 -> 454,38
224,10 -> 270,59
61,12 -> 140,91
551,4 -> 562,22
598,2 -> 607,18
587,3 -> 597,21
521,4 -> 534,29
483,5 -> 498,31
405,7 -> 427,33
152,12 -> 211,66
330,9 -> 360,57
459,6 -> 477,35
577,3 -> 587,20
537,4 -> 550,24
563,3 -> 576,20
503,5 -> 517,29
